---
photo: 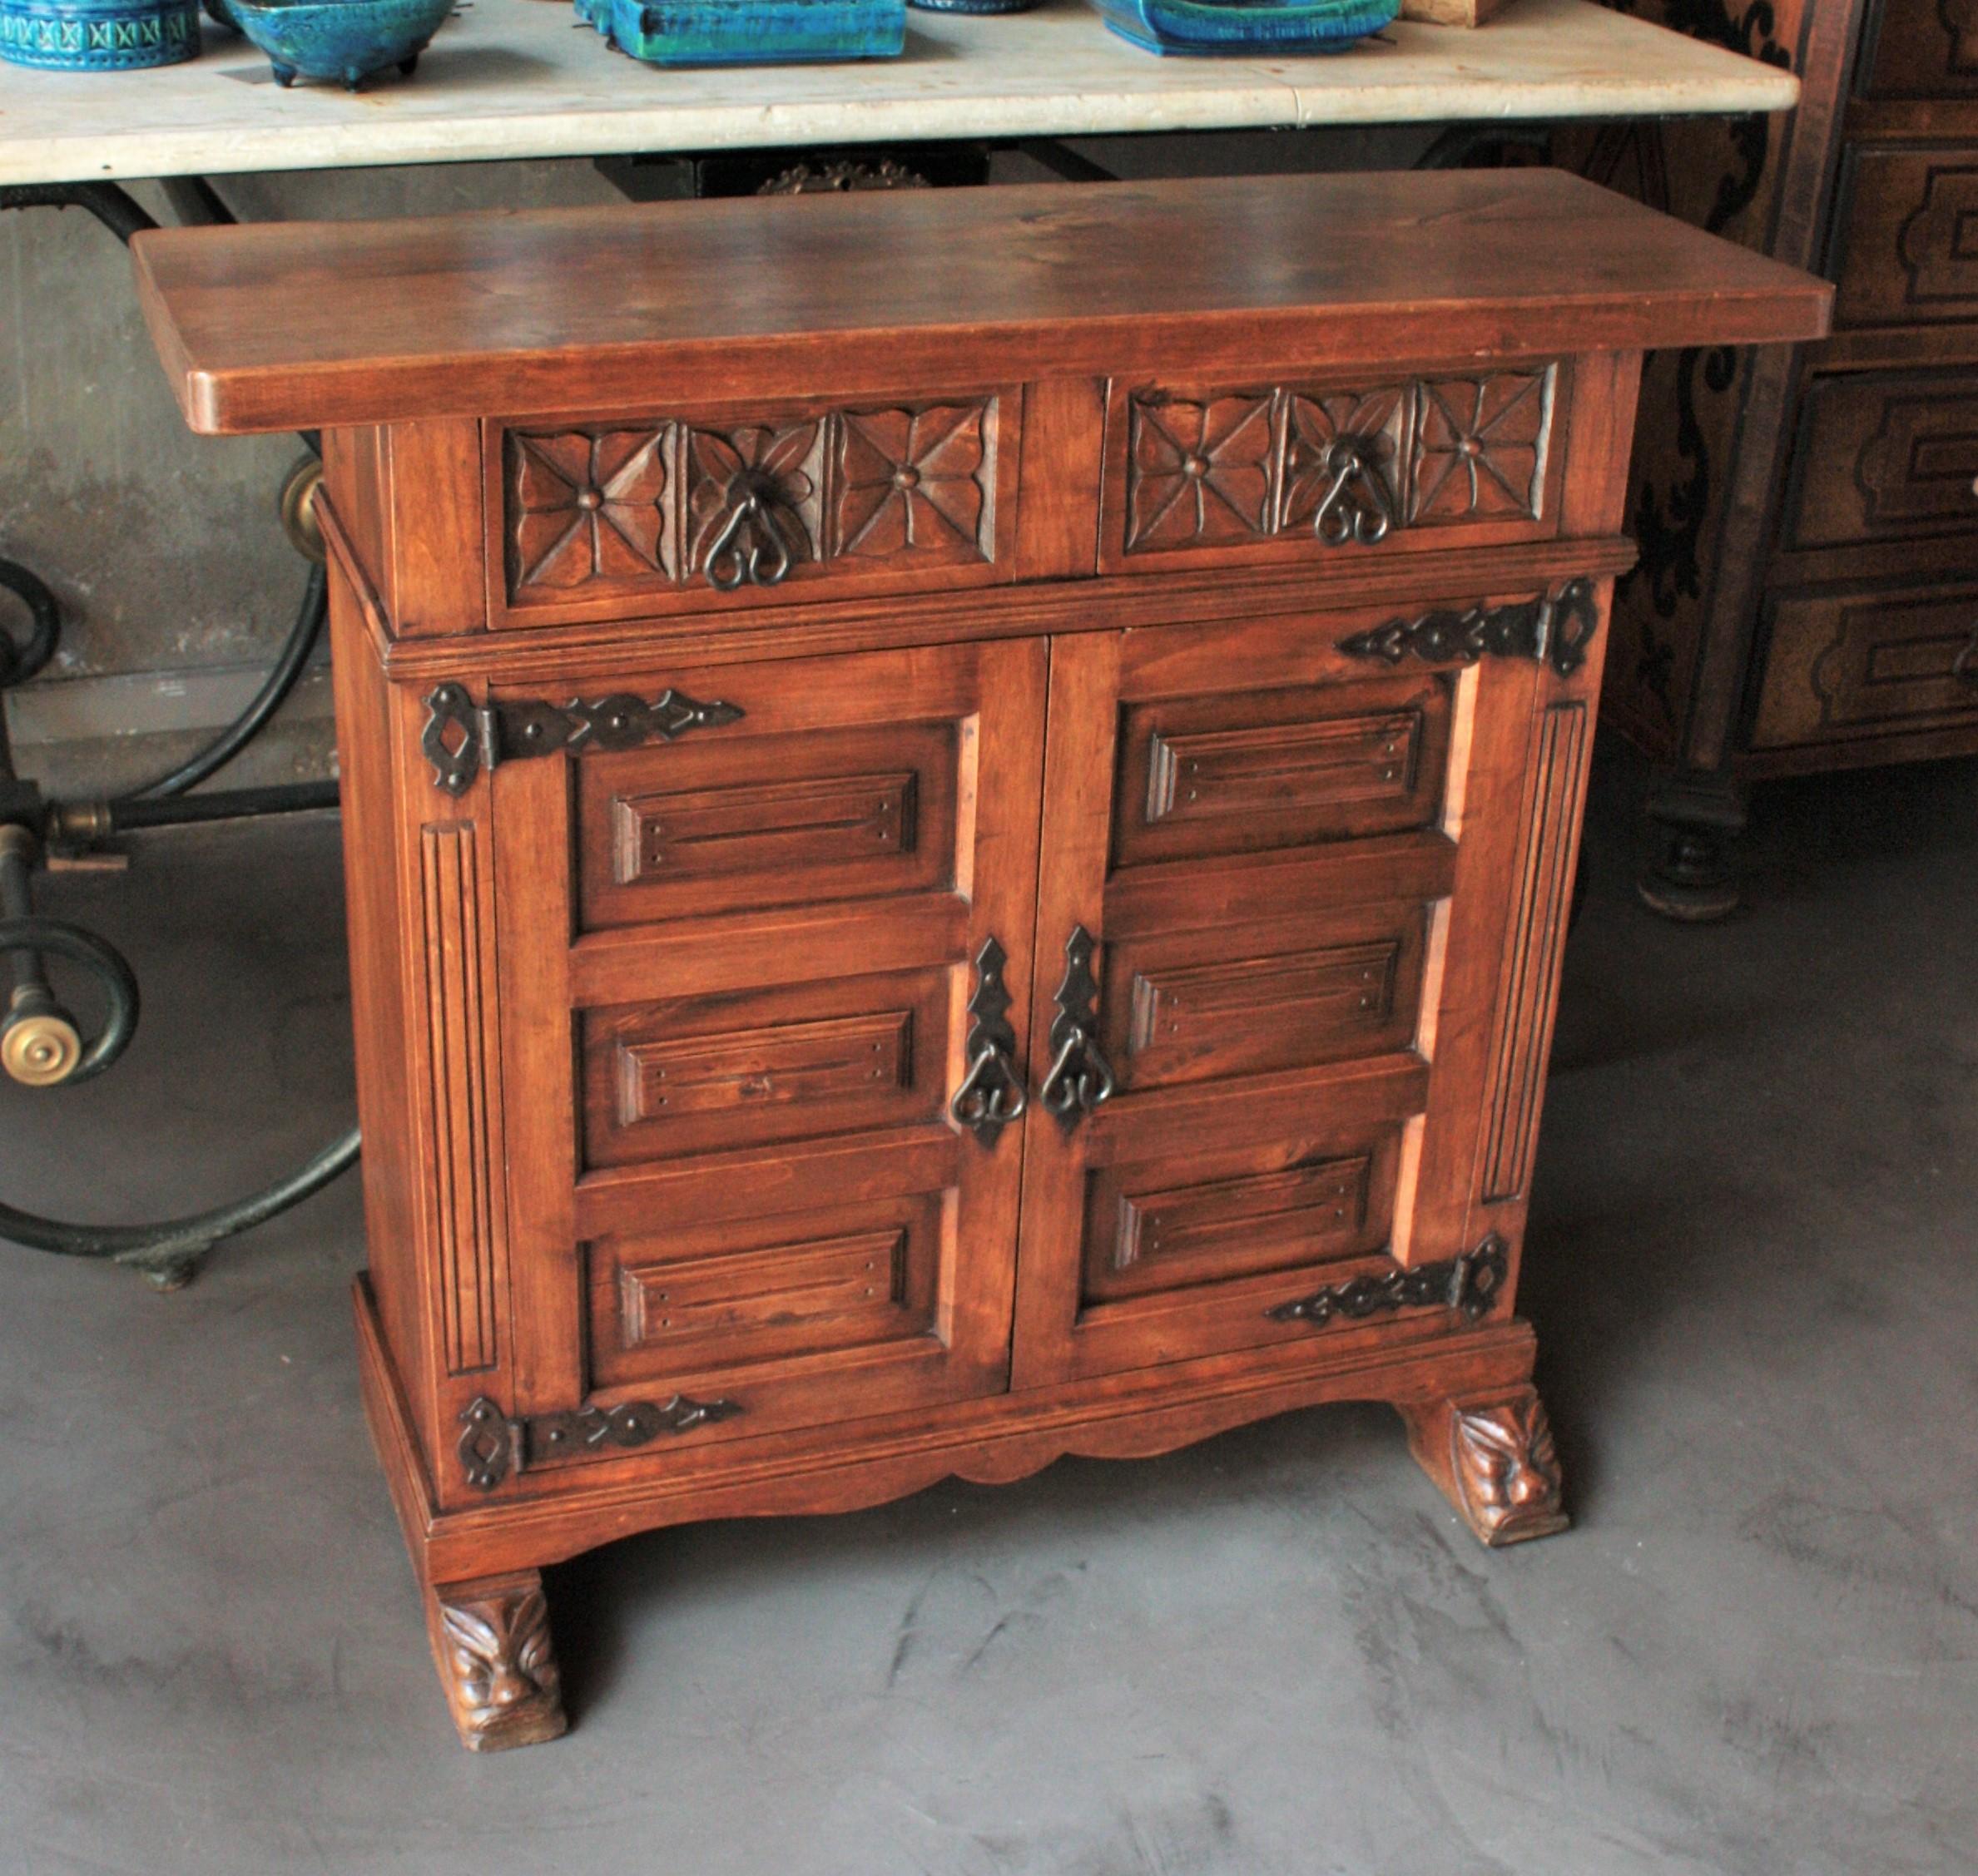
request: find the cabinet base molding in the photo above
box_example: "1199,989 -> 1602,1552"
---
357,1276 -> 1554,1585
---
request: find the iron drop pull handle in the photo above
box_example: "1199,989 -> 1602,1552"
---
703,480 -> 796,591
1038,924 -> 1116,1133
950,935 -> 1026,1147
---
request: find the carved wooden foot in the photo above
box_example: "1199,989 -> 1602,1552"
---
1399,1385 -> 1569,1548
423,1569 -> 568,1752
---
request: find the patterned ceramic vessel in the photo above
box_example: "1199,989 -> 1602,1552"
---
580,0 -> 904,67
0,0 -> 199,69
227,0 -> 454,87
1088,0 -> 1396,54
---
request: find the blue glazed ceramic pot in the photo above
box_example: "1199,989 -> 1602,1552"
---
1088,0 -> 1396,55
0,0 -> 199,68
907,0 -> 1038,13
580,0 -> 904,65
227,0 -> 454,87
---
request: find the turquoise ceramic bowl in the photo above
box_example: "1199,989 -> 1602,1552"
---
580,0 -> 904,67
0,0 -> 199,69
227,0 -> 454,87
1089,0 -> 1396,55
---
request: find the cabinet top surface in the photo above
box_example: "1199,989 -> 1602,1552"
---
0,0 -> 1798,189
136,169 -> 1832,435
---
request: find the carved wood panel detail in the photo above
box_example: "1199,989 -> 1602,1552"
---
617,1227 -> 909,1351
1897,163 -> 1978,308
420,824 -> 503,1376
1450,1390 -> 1568,1545
508,428 -> 671,592
612,770 -> 919,887
1103,1156 -> 1373,1300
504,399 -> 998,601
431,1576 -> 566,1752
1480,701 -> 1589,1202
613,1009 -> 915,1128
1122,368 -> 1555,554
1143,712 -> 1422,827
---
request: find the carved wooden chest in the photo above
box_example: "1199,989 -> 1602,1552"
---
133,171 -> 1827,1750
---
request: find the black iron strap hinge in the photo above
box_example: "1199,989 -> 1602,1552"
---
1338,578 -> 1599,680
457,1393 -> 744,1491
420,681 -> 744,795
1267,1233 -> 1509,1332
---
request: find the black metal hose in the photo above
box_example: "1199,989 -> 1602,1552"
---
120,563 -> 329,802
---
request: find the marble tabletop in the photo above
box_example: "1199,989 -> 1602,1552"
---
0,0 -> 1797,186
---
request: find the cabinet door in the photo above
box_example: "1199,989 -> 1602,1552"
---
1011,603 -> 1584,1388
493,639 -> 1045,1455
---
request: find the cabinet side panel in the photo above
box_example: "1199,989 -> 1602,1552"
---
324,542 -> 435,1460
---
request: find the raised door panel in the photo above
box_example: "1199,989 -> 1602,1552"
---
1859,0 -> 1978,98
489,638 -> 1044,1483
1751,578 -> 1978,748
1832,149 -> 1978,329
1784,369 -> 1978,552
1010,588 -> 1598,1388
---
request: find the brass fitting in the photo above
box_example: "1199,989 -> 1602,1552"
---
2,1001 -> 82,1086
280,454 -> 325,566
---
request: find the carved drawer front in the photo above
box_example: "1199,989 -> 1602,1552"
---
1860,0 -> 1978,99
586,1188 -> 948,1393
581,968 -> 952,1169
1098,903 -> 1429,1097
1111,671 -> 1452,871
1832,149 -> 1978,329
1787,369 -> 1978,552
1752,578 -> 1978,749
493,394 -> 1014,622
1103,366 -> 1564,572
577,720 -> 960,932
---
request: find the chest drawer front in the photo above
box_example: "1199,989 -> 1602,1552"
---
1860,0 -> 1978,98
493,393 -> 1016,624
1103,364 -> 1564,573
1786,369 -> 1978,551
1752,578 -> 1978,748
1832,149 -> 1978,329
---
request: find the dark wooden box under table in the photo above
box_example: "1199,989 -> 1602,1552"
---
132,170 -> 1829,1750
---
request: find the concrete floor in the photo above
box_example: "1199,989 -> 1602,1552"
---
1,754 -> 1974,1876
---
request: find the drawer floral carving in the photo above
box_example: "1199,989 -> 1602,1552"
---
503,398 -> 999,604
1126,394 -> 1275,548
835,405 -> 989,560
509,429 -> 671,591
1120,368 -> 1557,556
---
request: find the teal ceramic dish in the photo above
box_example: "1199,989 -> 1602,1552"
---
1089,0 -> 1396,55
227,0 -> 454,87
0,0 -> 198,69
579,0 -> 903,67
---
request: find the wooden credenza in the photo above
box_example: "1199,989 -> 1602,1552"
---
133,171 -> 1827,1750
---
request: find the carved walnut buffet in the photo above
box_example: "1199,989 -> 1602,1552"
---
132,171 -> 1827,1750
